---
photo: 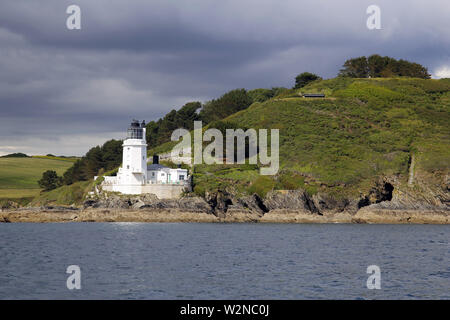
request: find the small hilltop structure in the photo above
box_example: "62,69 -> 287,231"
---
302,93 -> 325,98
101,120 -> 191,199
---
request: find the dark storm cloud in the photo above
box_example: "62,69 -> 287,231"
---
0,0 -> 449,156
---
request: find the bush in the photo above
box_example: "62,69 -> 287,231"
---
294,72 -> 322,89
248,87 -> 288,102
1,153 -> 29,158
38,170 -> 63,191
248,176 -> 276,198
339,55 -> 431,79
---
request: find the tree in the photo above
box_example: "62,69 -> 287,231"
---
339,57 -> 369,78
175,101 -> 202,128
145,120 -> 160,148
294,72 -> 322,89
199,89 -> 253,123
1,153 -> 29,158
146,101 -> 201,148
38,170 -> 62,191
101,139 -> 123,171
83,146 -> 104,178
339,55 -> 431,79
62,139 -> 123,185
367,54 -> 390,78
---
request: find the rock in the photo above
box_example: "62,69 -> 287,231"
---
363,175 -> 449,211
264,190 -> 320,214
83,190 -> 215,214
139,196 -> 213,213
1,201 -> 19,210
312,193 -> 359,214
1,216 -> 11,223
131,200 -> 146,209
42,205 -> 79,211
83,200 -> 98,209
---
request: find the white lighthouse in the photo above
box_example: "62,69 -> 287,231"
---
101,119 -> 191,198
115,120 -> 147,191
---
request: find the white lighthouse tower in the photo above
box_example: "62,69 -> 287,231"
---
101,119 -> 191,197
116,119 -> 147,190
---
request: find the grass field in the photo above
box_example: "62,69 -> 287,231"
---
0,157 -> 74,202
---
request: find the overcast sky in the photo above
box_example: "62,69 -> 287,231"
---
0,0 -> 449,156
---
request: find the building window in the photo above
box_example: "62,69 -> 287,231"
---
179,175 -> 185,181
161,173 -> 165,176
152,172 -> 155,177
127,165 -> 130,169
127,128 -> 143,139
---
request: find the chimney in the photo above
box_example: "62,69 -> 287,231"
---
153,155 -> 159,164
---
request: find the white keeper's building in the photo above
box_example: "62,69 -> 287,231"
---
101,120 -> 191,198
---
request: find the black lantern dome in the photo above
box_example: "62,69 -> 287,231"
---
127,119 -> 145,139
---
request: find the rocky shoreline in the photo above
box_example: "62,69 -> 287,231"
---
2,181 -> 449,224
1,207 -> 449,224
1,201 -> 449,224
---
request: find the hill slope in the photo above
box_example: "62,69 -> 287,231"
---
192,77 -> 449,210
27,77 -> 450,213
0,157 -> 75,204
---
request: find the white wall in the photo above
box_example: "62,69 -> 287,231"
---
102,184 -> 187,199
147,168 -> 188,184
118,128 -> 147,185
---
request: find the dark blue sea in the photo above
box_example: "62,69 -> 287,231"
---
0,223 -> 448,299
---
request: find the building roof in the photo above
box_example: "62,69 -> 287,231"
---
147,163 -> 169,171
302,93 -> 325,98
147,163 -> 188,172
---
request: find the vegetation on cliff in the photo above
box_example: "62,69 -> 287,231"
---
20,77 -> 450,207
192,77 -> 449,201
4,55 -> 447,208
62,139 -> 123,185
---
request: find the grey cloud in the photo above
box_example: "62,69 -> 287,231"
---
0,0 -> 449,156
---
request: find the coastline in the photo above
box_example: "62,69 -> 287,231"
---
1,207 -> 449,224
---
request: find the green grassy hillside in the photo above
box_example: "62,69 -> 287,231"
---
193,77 -> 450,198
0,157 -> 74,204
29,180 -> 93,206
22,77 -> 450,206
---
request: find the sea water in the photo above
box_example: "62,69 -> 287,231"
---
0,223 -> 448,299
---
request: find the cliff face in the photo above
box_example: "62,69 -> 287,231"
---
200,171 -> 448,216
84,192 -> 213,213
77,169 -> 448,222
2,170 -> 448,224
369,174 -> 446,211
